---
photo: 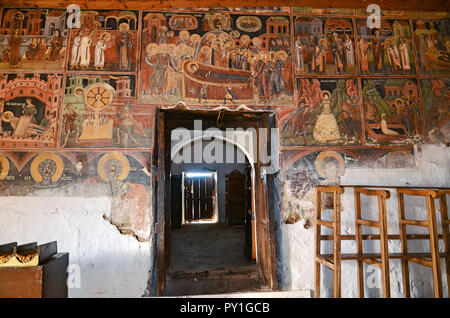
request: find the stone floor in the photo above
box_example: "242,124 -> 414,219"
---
170,223 -> 252,272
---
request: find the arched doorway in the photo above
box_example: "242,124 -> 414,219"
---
153,108 -> 279,296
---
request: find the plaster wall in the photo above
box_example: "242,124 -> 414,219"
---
0,196 -> 153,298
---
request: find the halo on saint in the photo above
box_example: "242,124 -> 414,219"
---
119,22 -> 130,32
321,90 -> 331,99
0,154 -> 10,181
97,152 -> 130,183
318,38 -> 327,46
1,111 -> 14,123
30,152 -> 64,183
315,151 -> 345,179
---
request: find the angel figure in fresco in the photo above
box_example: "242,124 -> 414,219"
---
398,37 -> 411,72
359,37 -> 369,73
312,91 -> 340,143
117,23 -> 134,71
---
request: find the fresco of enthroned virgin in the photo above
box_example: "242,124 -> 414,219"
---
139,12 -> 294,105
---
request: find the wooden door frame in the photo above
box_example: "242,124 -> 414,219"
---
154,108 -> 278,296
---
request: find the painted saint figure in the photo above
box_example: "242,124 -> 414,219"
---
312,39 -> 327,74
359,37 -> 369,73
117,23 -> 134,71
331,32 -> 345,74
313,91 -> 341,143
386,38 -> 402,73
9,29 -> 22,67
372,30 -> 384,72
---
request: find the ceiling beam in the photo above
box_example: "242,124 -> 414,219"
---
1,0 -> 449,12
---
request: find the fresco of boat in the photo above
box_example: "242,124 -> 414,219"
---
366,123 -> 409,142
425,46 -> 450,71
181,59 -> 255,103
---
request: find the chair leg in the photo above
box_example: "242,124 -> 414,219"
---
314,190 -> 322,298
333,191 -> 341,298
439,193 -> 450,295
379,194 -> 391,298
354,190 -> 364,298
397,192 -> 411,298
426,196 -> 443,298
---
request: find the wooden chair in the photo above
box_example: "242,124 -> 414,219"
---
397,188 -> 443,298
354,187 -> 391,298
438,190 -> 450,294
314,185 -> 345,298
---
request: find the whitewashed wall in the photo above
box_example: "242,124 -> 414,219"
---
0,196 -> 153,298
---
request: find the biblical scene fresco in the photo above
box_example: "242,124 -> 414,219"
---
356,19 -> 416,75
139,12 -> 294,105
293,17 -> 357,76
0,73 -> 62,148
280,78 -> 361,146
60,74 -> 153,149
362,78 -> 423,144
66,10 -> 139,72
421,78 -> 450,143
413,20 -> 450,75
0,9 -> 68,71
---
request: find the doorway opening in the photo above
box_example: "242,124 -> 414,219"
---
154,109 -> 278,296
182,171 -> 218,224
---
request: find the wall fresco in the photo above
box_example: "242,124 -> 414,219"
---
280,78 -> 361,146
139,11 -> 294,105
0,9 -> 68,71
362,78 -> 423,144
66,10 -> 139,72
0,73 -> 63,149
413,19 -> 450,75
421,78 -> 450,142
294,17 -> 357,76
0,5 -> 448,235
60,74 -> 153,149
356,18 -> 416,75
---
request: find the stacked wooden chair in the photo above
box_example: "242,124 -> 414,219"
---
314,185 -> 450,298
